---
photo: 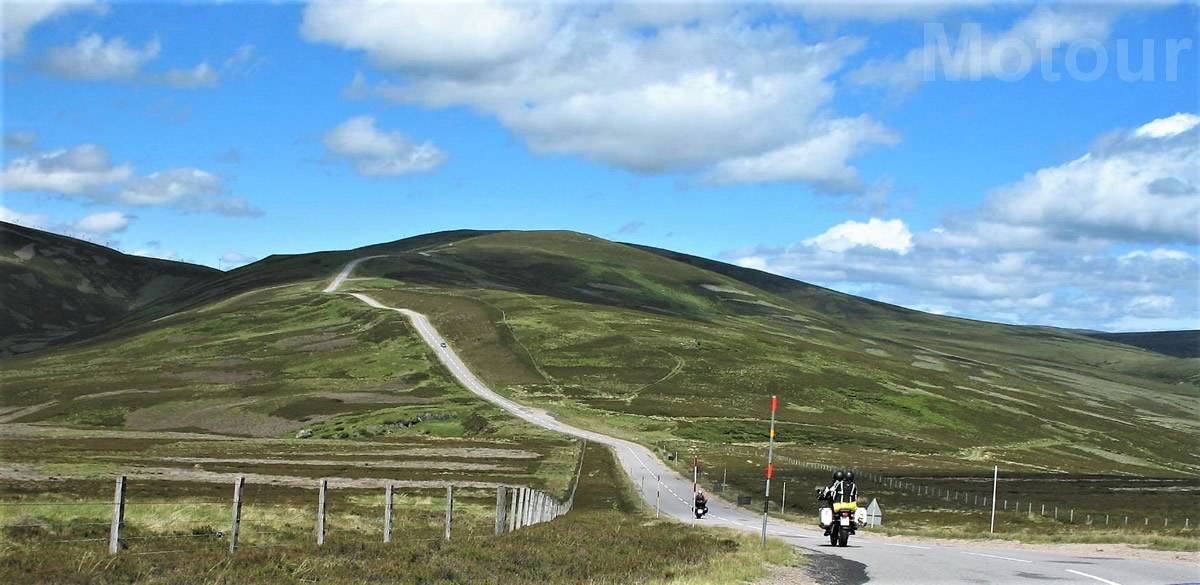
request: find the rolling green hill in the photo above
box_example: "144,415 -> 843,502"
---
2,229 -> 1197,479
0,221 -> 219,357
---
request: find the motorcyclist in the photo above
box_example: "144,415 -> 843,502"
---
818,470 -> 859,536
694,488 -> 708,518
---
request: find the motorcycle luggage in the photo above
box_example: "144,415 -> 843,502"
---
819,507 -> 833,527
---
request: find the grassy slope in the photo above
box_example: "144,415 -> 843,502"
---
331,230 -> 1198,478
4,227 -> 1196,477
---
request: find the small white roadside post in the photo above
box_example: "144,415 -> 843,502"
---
989,466 -> 998,534
229,475 -> 245,553
317,479 -> 328,546
384,484 -> 394,543
109,475 -> 127,555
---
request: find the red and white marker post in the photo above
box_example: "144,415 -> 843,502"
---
761,394 -> 778,546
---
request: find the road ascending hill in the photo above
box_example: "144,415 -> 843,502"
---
327,256 -> 1197,585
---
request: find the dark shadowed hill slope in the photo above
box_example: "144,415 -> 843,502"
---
0,221 -> 219,357
1084,330 -> 1200,358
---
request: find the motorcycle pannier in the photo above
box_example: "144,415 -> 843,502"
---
819,507 -> 834,527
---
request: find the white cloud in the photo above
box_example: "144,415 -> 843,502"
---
0,205 -> 50,228
849,7 -> 1113,91
3,131 -> 37,149
1,144 -> 133,194
982,112 -> 1199,244
1119,248 -> 1191,263
323,116 -> 446,177
1,0 -> 100,57
725,114 -> 1200,330
164,61 -> 218,88
43,34 -> 160,80
119,168 -> 260,216
305,4 -> 892,193
302,0 -> 556,72
219,251 -> 256,268
706,116 -> 899,193
1126,294 -> 1175,317
1134,113 -> 1200,139
2,144 -> 259,216
69,210 -> 129,234
805,217 -> 914,254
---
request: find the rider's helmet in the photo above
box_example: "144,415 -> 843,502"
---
832,470 -> 845,481
846,470 -> 855,482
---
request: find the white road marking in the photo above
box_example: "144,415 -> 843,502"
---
1065,569 -> 1124,585
962,552 -> 1032,563
885,543 -> 931,550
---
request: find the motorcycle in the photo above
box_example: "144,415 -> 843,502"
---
694,498 -> 709,519
816,489 -> 858,547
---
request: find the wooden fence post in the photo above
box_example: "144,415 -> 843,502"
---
508,487 -> 519,532
229,475 -> 244,554
317,479 -> 327,546
384,484 -> 393,543
495,486 -> 507,535
444,485 -> 455,542
109,475 -> 126,555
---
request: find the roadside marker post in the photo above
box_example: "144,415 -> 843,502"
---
444,485 -> 454,541
761,394 -> 778,547
316,479 -> 327,546
989,466 -> 998,534
656,475 -> 661,518
384,484 -> 394,543
109,475 -> 127,555
230,475 -> 245,553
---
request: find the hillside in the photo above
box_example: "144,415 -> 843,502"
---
1084,330 -> 1200,358
2,229 -> 1197,478
0,221 -> 219,357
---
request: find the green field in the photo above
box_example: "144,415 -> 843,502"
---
2,224 -> 1197,554
0,442 -> 795,585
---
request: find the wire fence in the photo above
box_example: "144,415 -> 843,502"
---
1,440 -> 590,557
772,456 -> 1194,530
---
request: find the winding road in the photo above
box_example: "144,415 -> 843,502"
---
327,257 -> 1198,585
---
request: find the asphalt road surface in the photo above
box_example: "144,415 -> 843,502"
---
328,257 -> 1199,585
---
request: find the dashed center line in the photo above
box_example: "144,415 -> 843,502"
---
962,552 -> 1032,563
1065,569 -> 1124,585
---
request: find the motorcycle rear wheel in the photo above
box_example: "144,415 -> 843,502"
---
838,530 -> 849,547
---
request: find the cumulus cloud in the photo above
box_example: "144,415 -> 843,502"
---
119,168 -> 260,216
805,217 -> 914,254
163,61 -> 218,88
706,117 -> 899,193
2,143 -> 260,216
849,7 -> 1113,91
1,144 -> 133,194
725,114 -> 1200,331
0,205 -> 50,228
982,112 -> 1199,244
1,0 -> 100,57
219,251 -> 256,268
68,210 -> 130,234
43,34 -> 160,80
323,116 -> 446,177
3,131 -> 37,150
304,3 -> 893,194
302,0 -> 555,72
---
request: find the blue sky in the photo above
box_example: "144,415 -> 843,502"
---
2,1 -> 1197,331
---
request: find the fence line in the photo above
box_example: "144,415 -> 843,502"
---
775,456 -> 1192,531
